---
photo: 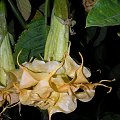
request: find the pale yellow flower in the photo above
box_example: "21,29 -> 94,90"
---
15,52 -> 112,120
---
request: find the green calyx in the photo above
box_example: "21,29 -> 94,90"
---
44,0 -> 69,61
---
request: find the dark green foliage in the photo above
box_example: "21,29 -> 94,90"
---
14,17 -> 48,64
86,0 -> 120,27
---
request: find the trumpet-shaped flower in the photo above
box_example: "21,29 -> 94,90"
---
14,52 -> 113,120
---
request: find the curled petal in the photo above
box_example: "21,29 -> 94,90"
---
8,92 -> 19,105
83,67 -> 91,78
70,53 -> 89,84
32,63 -> 65,98
0,93 -> 5,107
75,88 -> 95,102
19,67 -> 38,89
32,79 -> 52,99
0,89 -> 19,107
73,83 -> 95,102
34,92 -> 59,110
0,71 -> 19,107
24,59 -> 65,74
49,74 -> 70,93
64,53 -> 79,78
7,69 -> 22,82
48,91 -> 77,120
19,89 -> 33,105
64,53 -> 91,79
93,79 -> 115,93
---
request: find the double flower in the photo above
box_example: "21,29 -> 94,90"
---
11,52 -> 112,120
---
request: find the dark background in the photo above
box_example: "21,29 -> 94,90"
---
2,0 -> 120,120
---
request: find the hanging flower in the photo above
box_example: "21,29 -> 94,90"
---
0,71 -> 19,111
13,52 -> 113,120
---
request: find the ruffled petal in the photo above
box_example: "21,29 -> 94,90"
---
48,91 -> 77,120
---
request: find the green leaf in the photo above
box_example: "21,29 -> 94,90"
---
16,0 -> 31,21
86,0 -> 120,27
14,17 -> 48,64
